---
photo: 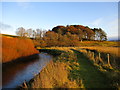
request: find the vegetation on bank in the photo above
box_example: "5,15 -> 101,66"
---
2,35 -> 39,63
21,49 -> 83,88
21,47 -> 120,88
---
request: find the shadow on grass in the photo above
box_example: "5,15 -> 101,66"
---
70,49 -> 114,88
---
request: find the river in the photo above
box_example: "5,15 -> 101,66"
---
2,52 -> 52,88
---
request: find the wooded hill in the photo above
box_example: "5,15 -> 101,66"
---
16,25 -> 107,47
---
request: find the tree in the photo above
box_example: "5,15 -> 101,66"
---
99,28 -> 107,41
33,30 -> 36,39
52,26 -> 67,35
16,27 -> 26,37
26,28 -> 33,37
84,27 -> 95,40
93,28 -> 107,41
35,29 -> 42,40
44,31 -> 59,46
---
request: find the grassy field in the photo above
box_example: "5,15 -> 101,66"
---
21,46 -> 120,89
78,41 -> 119,47
78,46 -> 119,57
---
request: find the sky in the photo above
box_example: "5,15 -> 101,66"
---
0,1 -> 119,40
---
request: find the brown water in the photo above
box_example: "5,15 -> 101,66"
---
2,52 -> 52,88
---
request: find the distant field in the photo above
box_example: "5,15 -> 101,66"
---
37,46 -> 119,57
78,41 -> 119,47
78,46 -> 119,57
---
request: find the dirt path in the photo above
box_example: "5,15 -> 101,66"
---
72,50 -> 112,88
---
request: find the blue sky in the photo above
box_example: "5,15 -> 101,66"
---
0,2 -> 118,39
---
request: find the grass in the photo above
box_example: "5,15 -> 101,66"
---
72,50 -> 112,88
79,41 -> 119,47
37,46 -> 119,57
27,61 -> 80,88
2,35 -> 39,63
20,47 -> 120,88
78,46 -> 119,57
20,48 -> 84,88
77,48 -> 120,88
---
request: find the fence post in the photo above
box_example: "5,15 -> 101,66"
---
92,52 -> 94,61
98,53 -> 101,60
23,81 -> 28,88
98,52 -> 104,64
107,54 -> 112,67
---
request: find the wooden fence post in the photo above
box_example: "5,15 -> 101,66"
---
92,52 -> 94,61
23,81 -> 28,88
107,54 -> 112,67
98,53 -> 101,60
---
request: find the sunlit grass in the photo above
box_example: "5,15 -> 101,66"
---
78,46 -> 119,57
2,36 -> 39,63
21,46 -> 119,88
29,61 -> 81,88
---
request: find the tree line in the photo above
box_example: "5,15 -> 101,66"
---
16,25 -> 107,47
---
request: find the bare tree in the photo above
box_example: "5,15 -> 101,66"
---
26,28 -> 33,37
35,29 -> 42,39
32,30 -> 36,39
16,27 -> 26,37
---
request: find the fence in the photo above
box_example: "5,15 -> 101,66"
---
79,48 -> 119,70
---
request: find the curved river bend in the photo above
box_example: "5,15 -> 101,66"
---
3,52 -> 52,88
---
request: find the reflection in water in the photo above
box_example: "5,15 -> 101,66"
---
2,53 -> 52,88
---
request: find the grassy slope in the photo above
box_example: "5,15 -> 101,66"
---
26,61 -> 80,88
2,35 -> 39,63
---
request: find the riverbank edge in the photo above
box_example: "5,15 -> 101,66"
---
2,53 -> 40,67
18,49 -> 84,89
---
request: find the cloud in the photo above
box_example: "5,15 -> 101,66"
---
89,17 -> 118,39
0,22 -> 13,34
0,22 -> 12,30
17,2 -> 30,9
109,18 -> 118,30
91,18 -> 103,26
107,18 -> 118,37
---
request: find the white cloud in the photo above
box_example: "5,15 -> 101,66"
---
0,22 -> 12,30
107,18 -> 118,37
89,17 -> 118,39
91,18 -> 103,27
17,2 -> 30,9
0,22 -> 14,34
109,18 -> 118,31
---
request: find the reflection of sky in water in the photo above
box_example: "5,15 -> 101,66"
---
3,53 -> 52,88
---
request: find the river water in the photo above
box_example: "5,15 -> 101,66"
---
2,52 -> 52,88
